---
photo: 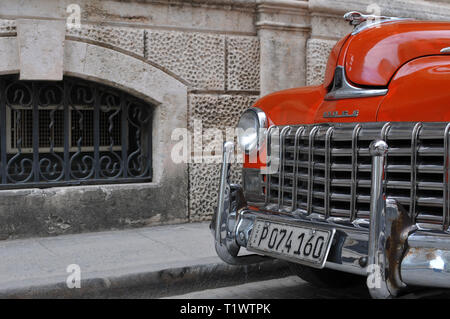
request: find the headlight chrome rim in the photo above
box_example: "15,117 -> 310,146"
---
237,107 -> 268,154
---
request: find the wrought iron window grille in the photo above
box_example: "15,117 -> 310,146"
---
0,76 -> 153,189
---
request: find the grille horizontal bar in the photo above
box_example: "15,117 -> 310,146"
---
263,122 -> 450,230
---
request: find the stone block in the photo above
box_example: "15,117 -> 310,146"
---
0,37 -> 19,75
227,36 -> 260,91
17,19 -> 65,81
189,162 -> 242,221
188,93 -> 258,150
66,23 -> 145,57
187,93 -> 258,220
259,29 -> 307,95
306,38 -> 336,86
146,30 -> 225,90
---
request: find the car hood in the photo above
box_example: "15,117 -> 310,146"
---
341,21 -> 450,87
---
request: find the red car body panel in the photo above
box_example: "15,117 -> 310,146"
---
377,55 -> 450,122
344,21 -> 450,87
244,20 -> 450,169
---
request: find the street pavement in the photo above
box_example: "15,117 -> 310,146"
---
165,276 -> 370,299
1,221 -> 449,299
166,276 -> 450,299
0,222 -> 290,298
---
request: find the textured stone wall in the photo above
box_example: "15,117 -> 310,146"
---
66,23 -> 145,57
227,36 -> 260,91
189,163 -> 243,221
140,27 -> 261,221
146,31 -> 226,89
185,34 -> 260,220
188,94 -> 259,221
306,38 -> 335,86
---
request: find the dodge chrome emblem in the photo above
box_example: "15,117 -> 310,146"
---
323,110 -> 359,118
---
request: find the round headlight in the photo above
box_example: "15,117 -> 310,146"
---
237,107 -> 267,154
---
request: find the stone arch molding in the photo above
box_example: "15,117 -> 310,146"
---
0,34 -> 189,232
64,40 -> 188,186
0,35 -> 188,183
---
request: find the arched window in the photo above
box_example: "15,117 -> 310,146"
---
0,76 -> 153,188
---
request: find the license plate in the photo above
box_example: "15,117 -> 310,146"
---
247,219 -> 335,268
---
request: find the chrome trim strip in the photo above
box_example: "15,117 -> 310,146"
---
410,123 -> 423,218
216,141 -> 234,243
249,106 -> 268,129
402,232 -> 450,288
352,18 -> 412,35
444,123 -> 450,231
407,233 -> 450,250
292,126 -> 305,212
307,126 -> 320,214
246,107 -> 268,154
368,139 -> 392,298
350,124 -> 361,221
212,142 -> 271,265
278,126 -> 291,208
381,123 -> 392,196
324,127 -> 334,218
325,66 -> 388,101
264,125 -> 277,206
402,247 -> 450,288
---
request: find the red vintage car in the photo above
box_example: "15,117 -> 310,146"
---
211,12 -> 450,298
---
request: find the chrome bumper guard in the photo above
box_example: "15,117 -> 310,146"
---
211,141 -> 450,298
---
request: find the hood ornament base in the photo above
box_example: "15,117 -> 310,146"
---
344,11 -> 411,35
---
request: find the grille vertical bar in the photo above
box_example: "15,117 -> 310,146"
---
410,123 -> 422,218
265,126 -> 278,206
350,124 -> 361,221
444,123 -> 450,230
278,126 -> 291,208
324,127 -> 334,218
381,123 -> 391,199
307,126 -> 319,215
291,126 -> 305,212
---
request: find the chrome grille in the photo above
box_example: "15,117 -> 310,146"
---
263,122 -> 450,229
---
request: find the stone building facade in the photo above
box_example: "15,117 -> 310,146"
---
0,0 -> 450,239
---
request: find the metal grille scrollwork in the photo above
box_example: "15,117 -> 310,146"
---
0,76 -> 153,189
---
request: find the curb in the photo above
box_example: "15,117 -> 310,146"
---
0,259 -> 291,298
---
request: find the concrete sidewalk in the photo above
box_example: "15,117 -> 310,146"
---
0,222 -> 290,298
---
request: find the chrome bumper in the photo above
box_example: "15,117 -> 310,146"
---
211,141 -> 450,298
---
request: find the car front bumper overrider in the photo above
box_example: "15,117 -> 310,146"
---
211,141 -> 450,298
